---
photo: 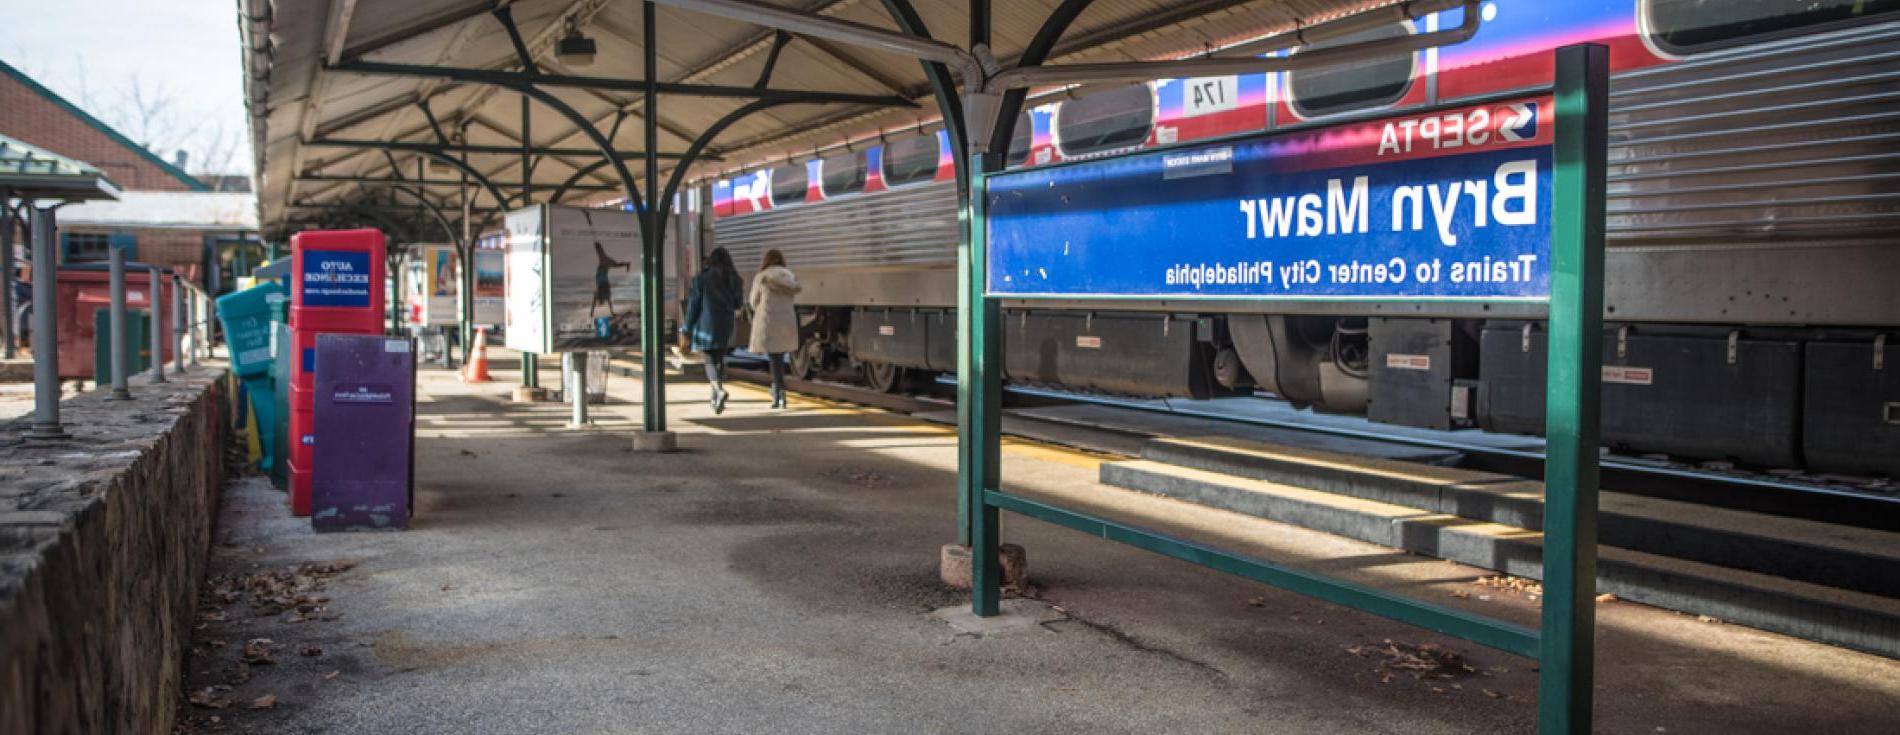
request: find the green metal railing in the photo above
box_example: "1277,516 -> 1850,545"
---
958,45 -> 1608,733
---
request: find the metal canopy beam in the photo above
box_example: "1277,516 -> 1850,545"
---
294,174 -> 619,192
650,0 -> 974,71
303,137 -> 703,160
289,202 -> 505,214
991,1 -> 1480,91
328,59 -> 918,107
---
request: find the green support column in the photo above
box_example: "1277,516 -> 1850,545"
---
1539,43 -> 1608,735
640,0 -> 666,434
962,151 -> 1003,617
523,352 -> 539,388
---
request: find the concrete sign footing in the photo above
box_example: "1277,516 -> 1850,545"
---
939,543 -> 1028,591
511,386 -> 550,403
931,598 -> 1066,636
632,430 -> 677,453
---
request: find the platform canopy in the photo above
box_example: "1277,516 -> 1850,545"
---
0,132 -> 121,202
242,0 -> 1423,241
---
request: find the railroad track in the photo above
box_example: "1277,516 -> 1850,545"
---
717,363 -> 1899,531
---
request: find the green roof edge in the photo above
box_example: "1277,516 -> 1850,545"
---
0,57 -> 210,192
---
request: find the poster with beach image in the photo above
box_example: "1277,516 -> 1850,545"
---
473,248 -> 506,326
547,205 -> 642,351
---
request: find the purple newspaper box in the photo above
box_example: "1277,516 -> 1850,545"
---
312,334 -> 416,531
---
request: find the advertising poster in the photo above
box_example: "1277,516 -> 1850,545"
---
987,96 -> 1555,302
473,248 -> 506,327
402,259 -> 426,326
547,205 -> 642,351
430,248 -> 457,297
503,207 -> 549,353
420,245 -> 459,326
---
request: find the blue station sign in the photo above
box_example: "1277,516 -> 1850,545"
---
986,95 -> 1555,301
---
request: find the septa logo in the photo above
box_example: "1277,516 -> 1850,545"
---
1499,102 -> 1537,142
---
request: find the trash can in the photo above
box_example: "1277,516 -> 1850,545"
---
561,350 -> 610,404
91,308 -> 150,384
57,262 -> 174,380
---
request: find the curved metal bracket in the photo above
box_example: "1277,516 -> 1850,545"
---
654,98 -> 790,238
507,82 -> 646,218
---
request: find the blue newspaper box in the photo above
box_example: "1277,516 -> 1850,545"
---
311,333 -> 416,531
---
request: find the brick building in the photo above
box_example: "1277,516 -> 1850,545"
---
1,58 -> 256,285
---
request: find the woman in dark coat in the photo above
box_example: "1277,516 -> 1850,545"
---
683,247 -> 744,413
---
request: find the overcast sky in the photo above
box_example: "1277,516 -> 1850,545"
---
1,0 -> 252,175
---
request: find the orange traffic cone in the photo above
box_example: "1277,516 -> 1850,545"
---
462,327 -> 492,383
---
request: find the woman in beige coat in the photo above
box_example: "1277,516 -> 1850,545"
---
748,249 -> 802,409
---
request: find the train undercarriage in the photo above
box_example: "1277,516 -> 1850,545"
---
781,305 -> 1898,479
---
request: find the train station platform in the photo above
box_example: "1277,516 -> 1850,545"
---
175,352 -> 1900,734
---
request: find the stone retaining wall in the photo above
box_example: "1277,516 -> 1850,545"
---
0,367 -> 227,734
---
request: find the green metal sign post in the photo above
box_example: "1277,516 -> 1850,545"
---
1539,42 -> 1608,734
958,45 -> 1607,731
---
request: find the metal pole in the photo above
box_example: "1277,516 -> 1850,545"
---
459,124 -> 474,365
172,274 -> 185,374
642,0 -> 666,434
524,352 -> 538,388
25,206 -> 66,438
190,287 -> 202,366
963,150 -> 1003,616
567,351 -> 589,427
107,246 -> 132,400
1539,43 -> 1608,735
149,265 -> 165,382
1,192 -> 15,359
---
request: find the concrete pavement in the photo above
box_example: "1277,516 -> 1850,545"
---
177,353 -> 1900,734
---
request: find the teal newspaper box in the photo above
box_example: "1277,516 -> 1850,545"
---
217,282 -> 287,472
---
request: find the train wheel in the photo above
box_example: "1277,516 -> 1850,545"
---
791,341 -> 821,380
862,361 -> 903,393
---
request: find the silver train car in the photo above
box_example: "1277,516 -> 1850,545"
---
686,1 -> 1900,477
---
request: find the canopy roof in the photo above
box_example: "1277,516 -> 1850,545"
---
57,191 -> 259,232
244,0 -> 1416,240
0,133 -> 121,202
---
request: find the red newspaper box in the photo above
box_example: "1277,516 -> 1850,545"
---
288,228 -> 386,516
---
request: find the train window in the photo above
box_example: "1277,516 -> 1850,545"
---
769,163 -> 808,207
1645,0 -> 1900,53
1286,23 -> 1415,118
881,135 -> 942,188
820,152 -> 867,196
1056,84 -> 1153,157
1006,111 -> 1034,167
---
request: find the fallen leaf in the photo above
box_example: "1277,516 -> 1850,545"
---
1595,593 -> 1617,603
188,687 -> 232,709
1696,615 -> 1721,624
299,645 -> 323,657
1483,689 -> 1503,698
324,670 -> 341,680
1246,597 -> 1267,607
250,694 -> 277,709
242,638 -> 274,664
